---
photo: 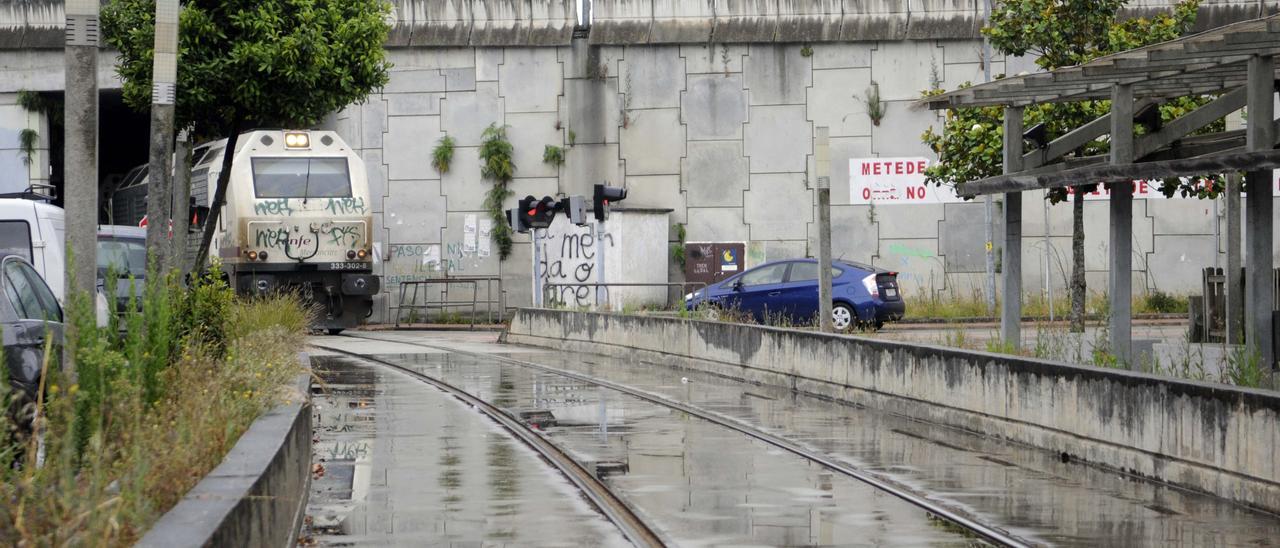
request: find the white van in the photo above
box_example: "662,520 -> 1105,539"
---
0,198 -> 108,325
0,198 -> 66,302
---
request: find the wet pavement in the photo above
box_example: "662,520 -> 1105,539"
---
307,331 -> 1280,547
302,352 -> 629,546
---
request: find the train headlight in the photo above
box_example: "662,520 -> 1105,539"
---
258,251 -> 269,261
347,250 -> 357,260
284,132 -> 310,148
246,250 -> 258,261
357,249 -> 368,260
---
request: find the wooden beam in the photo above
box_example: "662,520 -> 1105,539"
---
961,148 -> 1280,196
1135,86 -> 1248,158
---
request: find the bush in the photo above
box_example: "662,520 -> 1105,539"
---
1142,291 -> 1187,314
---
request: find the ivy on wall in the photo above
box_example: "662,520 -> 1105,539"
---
479,123 -> 515,260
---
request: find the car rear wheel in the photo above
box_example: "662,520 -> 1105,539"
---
327,328 -> 344,336
832,303 -> 854,331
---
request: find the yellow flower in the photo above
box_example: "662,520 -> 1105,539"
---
68,385 -> 79,395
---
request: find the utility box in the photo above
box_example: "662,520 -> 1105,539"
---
684,242 -> 745,287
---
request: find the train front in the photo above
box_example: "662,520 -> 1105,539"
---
229,130 -> 379,334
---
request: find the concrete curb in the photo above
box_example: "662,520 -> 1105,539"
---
506,309 -> 1280,515
137,354 -> 313,548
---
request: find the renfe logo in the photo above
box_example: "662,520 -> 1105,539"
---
850,157 -> 963,205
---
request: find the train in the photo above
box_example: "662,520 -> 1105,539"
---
111,129 -> 380,334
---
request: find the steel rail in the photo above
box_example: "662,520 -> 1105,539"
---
310,342 -> 668,548
344,331 -> 1033,548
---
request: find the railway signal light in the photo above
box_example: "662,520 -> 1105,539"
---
593,184 -> 627,223
560,195 -> 587,226
510,195 -> 538,233
529,196 -> 559,229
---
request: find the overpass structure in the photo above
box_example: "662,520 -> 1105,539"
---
0,0 -> 1276,321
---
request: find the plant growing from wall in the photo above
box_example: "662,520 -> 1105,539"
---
567,129 -> 577,147
18,128 -> 38,167
859,81 -> 887,126
479,123 -> 516,260
720,44 -> 731,77
431,135 -> 455,174
543,144 -> 566,167
800,44 -> 813,57
670,223 -> 687,269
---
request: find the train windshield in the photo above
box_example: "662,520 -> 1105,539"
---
97,236 -> 147,278
251,157 -> 351,199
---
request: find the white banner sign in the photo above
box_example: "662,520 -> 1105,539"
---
851,158 -> 1280,204
849,157 -> 963,205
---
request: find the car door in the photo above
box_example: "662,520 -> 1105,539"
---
777,262 -> 845,323
729,262 -> 790,321
1,257 -> 64,399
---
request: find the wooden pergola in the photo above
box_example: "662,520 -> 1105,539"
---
922,14 -> 1279,368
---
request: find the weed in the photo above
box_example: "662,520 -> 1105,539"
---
1223,344 -> 1268,388
542,144 -> 566,166
431,135 -> 455,174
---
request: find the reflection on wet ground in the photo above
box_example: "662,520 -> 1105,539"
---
352,331 -> 1280,547
302,356 -> 629,547
371,351 -> 985,547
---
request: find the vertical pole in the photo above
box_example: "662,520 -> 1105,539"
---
982,0 -> 996,317
169,130 -> 193,274
1001,107 -> 1024,348
815,126 -> 834,331
595,221 -> 607,310
1109,84 -> 1135,367
533,228 -> 544,307
1225,172 -> 1243,344
1045,196 -> 1053,321
145,0 -> 181,271
1245,54 -> 1276,373
63,0 -> 100,373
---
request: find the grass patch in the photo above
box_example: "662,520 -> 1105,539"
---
0,266 -> 310,544
909,289 -> 1186,321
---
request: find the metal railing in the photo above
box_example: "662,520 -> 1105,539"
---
542,282 -> 707,310
394,276 -> 507,329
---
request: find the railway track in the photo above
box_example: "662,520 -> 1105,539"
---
311,343 -> 668,548
325,331 -> 1033,548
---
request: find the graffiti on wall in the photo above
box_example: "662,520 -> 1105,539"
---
536,220 -> 616,307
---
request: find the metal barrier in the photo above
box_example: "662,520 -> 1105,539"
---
542,282 -> 707,309
394,277 -> 507,328
1192,267 -> 1280,343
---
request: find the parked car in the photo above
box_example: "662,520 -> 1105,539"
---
1,198 -> 111,326
684,258 -> 905,330
0,253 -> 64,435
97,225 -> 148,313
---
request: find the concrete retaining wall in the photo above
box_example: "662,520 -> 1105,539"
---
137,362 -> 313,548
505,309 -> 1280,513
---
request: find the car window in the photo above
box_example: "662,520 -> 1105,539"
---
739,263 -> 788,287
16,261 -> 61,322
98,237 -> 148,278
0,220 -> 33,261
3,260 -> 47,321
787,262 -> 842,282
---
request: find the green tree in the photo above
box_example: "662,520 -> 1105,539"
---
102,0 -> 392,273
923,0 -> 1211,333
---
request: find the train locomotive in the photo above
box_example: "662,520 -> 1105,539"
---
116,129 -> 380,333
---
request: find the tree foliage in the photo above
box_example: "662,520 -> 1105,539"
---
103,0 -> 393,134
922,0 -> 1221,203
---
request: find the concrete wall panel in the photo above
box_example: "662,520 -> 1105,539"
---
808,68 -> 873,138
712,0 -> 781,43
384,115 -> 442,180
651,0 -> 717,43
500,48 -> 563,113
683,141 -> 749,208
744,45 -> 812,106
686,206 -> 749,242
441,83 -> 505,147
683,74 -> 747,140
744,173 -> 812,241
622,46 -> 685,109
745,104 -> 811,173
563,78 -> 621,145
682,43 -> 747,75
506,112 -> 563,179
810,205 -> 878,264
385,179 -> 446,244
620,108 -> 685,175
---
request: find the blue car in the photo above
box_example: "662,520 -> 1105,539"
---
684,259 -> 905,330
